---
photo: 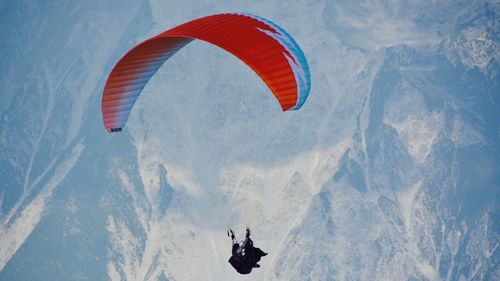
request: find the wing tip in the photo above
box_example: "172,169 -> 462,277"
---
108,127 -> 123,133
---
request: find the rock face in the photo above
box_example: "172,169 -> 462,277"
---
0,1 -> 498,280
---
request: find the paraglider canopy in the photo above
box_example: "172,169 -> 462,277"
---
101,13 -> 311,133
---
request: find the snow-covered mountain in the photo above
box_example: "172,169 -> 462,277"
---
1,1 -> 498,280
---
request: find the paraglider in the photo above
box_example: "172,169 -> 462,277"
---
227,228 -> 267,274
101,13 -> 309,275
101,13 -> 311,132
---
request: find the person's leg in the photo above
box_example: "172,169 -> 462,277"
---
254,247 -> 266,256
253,247 -> 267,263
